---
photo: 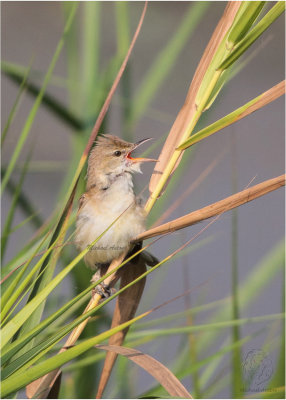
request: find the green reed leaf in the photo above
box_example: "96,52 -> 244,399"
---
227,1 -> 265,46
178,81 -> 285,150
218,2 -> 285,71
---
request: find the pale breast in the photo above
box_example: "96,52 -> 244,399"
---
75,192 -> 145,269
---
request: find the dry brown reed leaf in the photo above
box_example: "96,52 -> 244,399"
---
47,372 -> 62,399
240,80 -> 285,119
26,372 -> 62,399
96,344 -> 192,399
149,2 -> 241,195
137,174 -> 285,241
96,261 -> 147,399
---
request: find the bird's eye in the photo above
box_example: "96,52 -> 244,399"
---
114,150 -> 122,157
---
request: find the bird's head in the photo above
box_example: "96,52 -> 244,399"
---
87,134 -> 156,190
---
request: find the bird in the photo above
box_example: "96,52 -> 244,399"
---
75,134 -> 158,296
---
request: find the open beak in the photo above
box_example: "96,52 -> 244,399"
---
126,138 -> 158,163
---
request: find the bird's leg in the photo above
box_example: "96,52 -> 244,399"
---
90,244 -> 145,301
91,263 -> 120,300
91,265 -> 110,299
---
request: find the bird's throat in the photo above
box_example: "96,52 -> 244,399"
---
97,172 -> 135,209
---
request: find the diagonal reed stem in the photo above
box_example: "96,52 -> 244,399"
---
145,71 -> 222,214
136,175 -> 285,241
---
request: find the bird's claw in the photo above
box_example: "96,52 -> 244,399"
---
92,283 -> 116,301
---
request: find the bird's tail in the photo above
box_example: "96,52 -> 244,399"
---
128,241 -> 159,267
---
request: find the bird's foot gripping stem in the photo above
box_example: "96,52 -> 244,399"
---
90,267 -> 117,301
92,282 -> 112,299
92,282 -> 117,302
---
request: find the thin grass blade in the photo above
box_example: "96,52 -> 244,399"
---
81,2 -> 100,119
1,153 -> 32,261
264,270 -> 285,398
1,61 -> 84,130
1,167 -> 43,230
1,232 -> 53,322
1,63 -> 31,146
230,137 -> 242,398
129,314 -> 284,341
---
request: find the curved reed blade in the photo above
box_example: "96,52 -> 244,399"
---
96,344 -> 192,399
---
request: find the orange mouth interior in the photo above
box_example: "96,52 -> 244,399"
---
126,148 -> 157,163
126,151 -> 141,161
